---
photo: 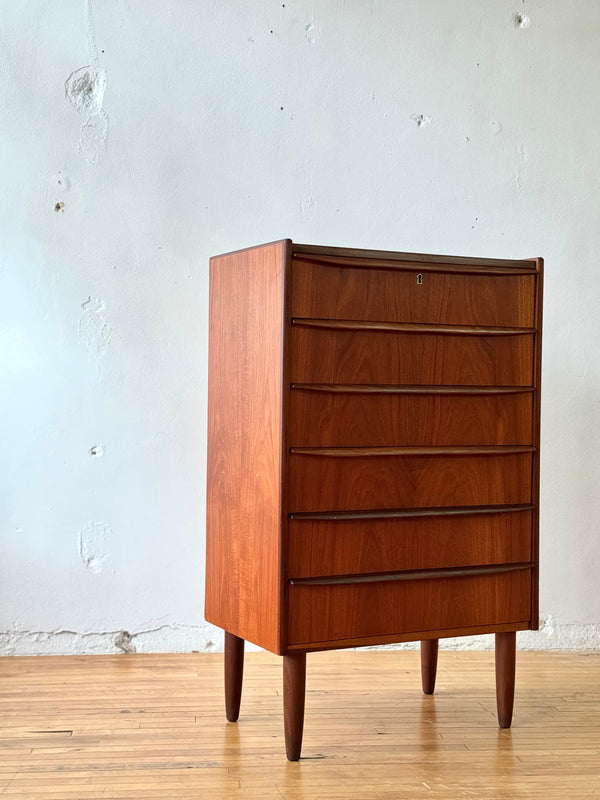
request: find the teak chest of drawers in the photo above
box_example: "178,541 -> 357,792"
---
206,240 -> 543,760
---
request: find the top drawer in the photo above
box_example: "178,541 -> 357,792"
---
291,257 -> 536,328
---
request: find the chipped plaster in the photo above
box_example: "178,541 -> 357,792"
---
65,1 -> 108,164
1,619 -> 598,656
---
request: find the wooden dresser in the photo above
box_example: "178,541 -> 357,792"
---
206,240 -> 543,760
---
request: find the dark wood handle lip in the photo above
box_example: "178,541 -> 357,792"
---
289,445 -> 535,457
285,620 -> 532,652
289,562 -> 533,587
292,252 -> 539,274
291,318 -> 536,336
289,503 -> 535,521
290,383 -> 535,396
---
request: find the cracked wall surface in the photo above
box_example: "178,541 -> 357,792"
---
1,1 -> 600,655
1,619 -> 599,656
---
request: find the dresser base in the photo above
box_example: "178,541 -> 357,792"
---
222,630 -> 518,761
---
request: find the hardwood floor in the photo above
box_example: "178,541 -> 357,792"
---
1,650 -> 599,798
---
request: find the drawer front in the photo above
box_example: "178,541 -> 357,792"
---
289,388 -> 533,447
289,452 -> 532,512
292,258 -> 536,328
290,327 -> 534,386
288,569 -> 532,645
288,509 -> 533,578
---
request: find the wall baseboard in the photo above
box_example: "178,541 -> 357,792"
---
1,616 -> 598,656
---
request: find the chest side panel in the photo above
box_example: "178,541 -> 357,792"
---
206,241 -> 288,654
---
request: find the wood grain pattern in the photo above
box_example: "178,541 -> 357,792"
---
288,569 -> 531,645
291,327 -> 534,385
205,239 -> 290,654
289,451 -> 533,511
290,387 -> 533,446
292,259 -> 536,326
288,508 -> 533,578
2,651 -> 596,798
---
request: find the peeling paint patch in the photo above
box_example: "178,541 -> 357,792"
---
84,0 -> 100,63
300,194 -> 316,220
78,109 -> 109,165
305,21 -> 319,44
65,65 -> 106,116
89,444 -> 104,457
114,630 -> 136,653
0,623 -> 226,656
515,142 -> 528,188
79,296 -> 111,357
65,2 -> 109,164
78,520 -> 112,573
513,11 -> 531,28
411,113 -> 431,128
1,620 -> 599,656
64,66 -> 109,165
518,142 -> 528,162
54,202 -> 65,213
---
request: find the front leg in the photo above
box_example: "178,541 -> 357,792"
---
224,632 -> 244,722
420,638 -> 439,694
283,652 -> 306,761
495,631 -> 516,728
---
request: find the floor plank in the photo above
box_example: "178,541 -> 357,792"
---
0,651 -> 599,799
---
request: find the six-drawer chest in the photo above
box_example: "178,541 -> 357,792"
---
206,240 -> 543,760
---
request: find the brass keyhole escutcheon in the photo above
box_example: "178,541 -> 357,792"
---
417,273 -> 423,284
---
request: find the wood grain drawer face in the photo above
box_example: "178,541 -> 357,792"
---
288,510 -> 533,579
289,389 -> 533,447
288,452 -> 532,512
291,259 -> 536,328
290,328 -> 534,386
288,570 -> 532,645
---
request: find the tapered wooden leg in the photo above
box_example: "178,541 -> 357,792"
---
224,632 -> 244,722
421,638 -> 439,695
495,631 -> 516,728
283,652 -> 306,761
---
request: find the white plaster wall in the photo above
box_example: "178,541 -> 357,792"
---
1,1 -> 599,655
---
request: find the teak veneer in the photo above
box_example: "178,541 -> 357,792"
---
206,240 -> 543,760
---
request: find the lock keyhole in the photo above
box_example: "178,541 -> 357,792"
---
417,273 -> 423,284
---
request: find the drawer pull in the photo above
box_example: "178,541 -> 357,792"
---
291,318 -> 536,336
289,562 -> 533,587
290,445 -> 535,457
290,383 -> 534,395
289,503 -> 535,521
293,253 -> 538,274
